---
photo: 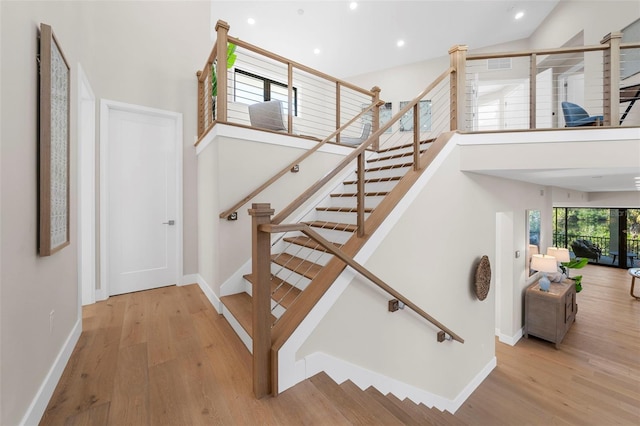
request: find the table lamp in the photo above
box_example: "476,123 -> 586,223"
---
531,254 -> 558,291
546,247 -> 570,263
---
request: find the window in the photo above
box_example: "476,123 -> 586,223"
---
233,69 -> 298,116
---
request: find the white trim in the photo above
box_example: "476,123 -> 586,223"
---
99,99 -> 183,297
303,352 -> 496,414
496,327 -> 524,346
220,259 -> 252,297
278,135 -> 459,393
180,274 -> 199,286
455,127 -> 640,146
195,274 -> 222,314
20,319 -> 82,426
195,123 -> 354,157
77,64 -> 96,307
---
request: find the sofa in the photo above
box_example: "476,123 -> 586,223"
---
571,239 -> 602,263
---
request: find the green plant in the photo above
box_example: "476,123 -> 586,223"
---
212,43 -> 237,97
561,258 -> 588,293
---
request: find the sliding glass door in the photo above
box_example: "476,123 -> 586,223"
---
553,208 -> 639,268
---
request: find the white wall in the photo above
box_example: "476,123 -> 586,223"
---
197,125 -> 350,295
0,1 -> 211,423
297,138 -> 547,403
553,189 -> 640,207
1,3 -> 82,424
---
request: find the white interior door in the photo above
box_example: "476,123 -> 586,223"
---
101,101 -> 182,296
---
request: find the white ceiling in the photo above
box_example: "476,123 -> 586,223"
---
211,0 -> 561,78
210,1 -> 640,195
475,168 -> 640,193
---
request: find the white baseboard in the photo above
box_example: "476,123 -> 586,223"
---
180,273 -> 199,286
195,274 -> 222,314
449,355 -> 497,413
496,327 -> 523,346
20,318 -> 82,426
219,260 -> 251,297
304,351 -> 495,414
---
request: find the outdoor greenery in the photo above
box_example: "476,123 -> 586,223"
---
553,208 -> 640,256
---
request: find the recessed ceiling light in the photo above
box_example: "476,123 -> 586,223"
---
397,40 -> 405,47
349,2 -> 358,11
247,18 -> 256,25
515,11 -> 525,20
313,48 -> 321,55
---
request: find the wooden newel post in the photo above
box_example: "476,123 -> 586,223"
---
602,32 -> 622,127
215,20 -> 230,123
449,45 -> 468,131
248,202 -> 275,399
371,86 -> 381,151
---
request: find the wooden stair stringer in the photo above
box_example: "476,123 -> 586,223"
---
270,131 -> 455,396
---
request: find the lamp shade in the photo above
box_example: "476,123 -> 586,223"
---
528,244 -> 539,255
531,254 -> 558,273
546,247 -> 570,263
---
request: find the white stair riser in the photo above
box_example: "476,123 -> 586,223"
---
304,226 -> 353,244
362,167 -> 410,180
329,195 -> 385,209
314,210 -> 371,225
367,155 -> 417,168
280,245 -> 334,266
270,265 -> 312,291
342,180 -> 399,193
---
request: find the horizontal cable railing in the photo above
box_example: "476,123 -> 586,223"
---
196,20 -> 380,145
464,32 -> 637,131
620,43 -> 640,126
263,221 -> 464,343
218,101 -> 381,220
272,67 -> 454,228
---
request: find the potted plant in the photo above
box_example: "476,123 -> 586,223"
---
560,257 -> 588,292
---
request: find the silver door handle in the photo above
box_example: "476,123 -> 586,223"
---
163,220 -> 175,225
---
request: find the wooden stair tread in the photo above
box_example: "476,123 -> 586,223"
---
309,373 -> 383,425
243,274 -> 302,310
365,162 -> 413,172
315,206 -> 374,213
220,293 -> 275,338
283,235 -> 343,251
367,149 -> 428,163
330,191 -> 389,198
271,252 -> 323,279
389,393 -> 461,425
377,139 -> 435,153
364,387 -> 424,426
303,221 -> 358,232
343,176 -> 401,185
338,380 -> 406,425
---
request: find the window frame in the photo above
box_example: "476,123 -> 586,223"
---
233,68 -> 298,116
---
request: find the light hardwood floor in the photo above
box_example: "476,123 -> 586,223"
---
40,265 -> 640,425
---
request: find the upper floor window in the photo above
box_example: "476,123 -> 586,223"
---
233,68 -> 298,116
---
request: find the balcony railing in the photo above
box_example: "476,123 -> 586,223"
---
553,232 -> 640,261
462,33 -> 640,131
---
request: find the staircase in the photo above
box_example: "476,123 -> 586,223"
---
299,372 -> 464,425
219,139 -> 433,347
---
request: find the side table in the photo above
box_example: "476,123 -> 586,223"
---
524,280 -> 577,348
628,268 -> 640,301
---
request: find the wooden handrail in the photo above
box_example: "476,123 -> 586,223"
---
227,35 -> 375,98
466,43 -> 608,60
218,102 -> 381,219
272,67 -> 454,225
260,222 -> 464,344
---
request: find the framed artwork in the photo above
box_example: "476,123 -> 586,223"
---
39,23 -> 70,256
362,101 -> 392,133
399,100 -> 432,132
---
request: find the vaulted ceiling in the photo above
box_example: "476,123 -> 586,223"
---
210,0 -> 560,77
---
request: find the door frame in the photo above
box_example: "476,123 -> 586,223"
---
99,99 -> 183,299
77,64 -> 97,306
